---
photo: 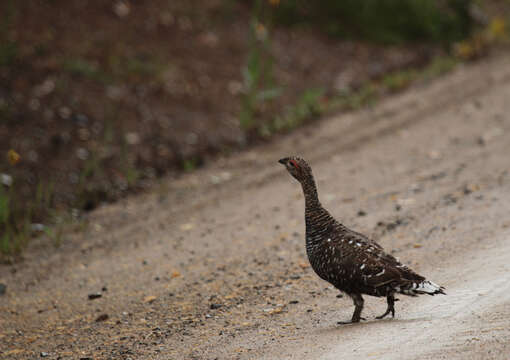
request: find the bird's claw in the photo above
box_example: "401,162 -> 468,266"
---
337,317 -> 366,325
376,308 -> 395,319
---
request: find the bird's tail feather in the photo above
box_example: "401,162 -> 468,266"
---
399,280 -> 446,296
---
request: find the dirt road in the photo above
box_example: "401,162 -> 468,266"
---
2,54 -> 510,359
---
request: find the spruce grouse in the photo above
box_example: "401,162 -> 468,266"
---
279,156 -> 445,324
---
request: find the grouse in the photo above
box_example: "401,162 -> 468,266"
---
278,156 -> 445,324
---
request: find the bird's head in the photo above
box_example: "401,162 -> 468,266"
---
278,156 -> 312,182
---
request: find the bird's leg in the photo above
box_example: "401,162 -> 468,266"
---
338,293 -> 365,324
376,294 -> 398,320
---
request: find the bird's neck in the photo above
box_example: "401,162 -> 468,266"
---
301,174 -> 338,232
301,174 -> 321,210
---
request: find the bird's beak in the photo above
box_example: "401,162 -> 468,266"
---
278,157 -> 288,165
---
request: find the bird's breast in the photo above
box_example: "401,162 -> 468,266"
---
305,233 -> 345,283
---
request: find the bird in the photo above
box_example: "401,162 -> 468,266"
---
278,156 -> 445,324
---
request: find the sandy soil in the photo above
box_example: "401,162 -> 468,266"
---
1,53 -> 510,359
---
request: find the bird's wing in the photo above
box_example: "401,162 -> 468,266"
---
346,228 -> 384,249
332,230 -> 424,289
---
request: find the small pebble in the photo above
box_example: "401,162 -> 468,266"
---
125,132 -> 140,145
33,78 -> 55,97
58,106 -> 72,119
0,174 -> 13,187
31,223 -> 45,232
88,292 -> 102,300
76,147 -> 89,160
143,295 -> 157,304
78,128 -> 90,141
210,303 -> 222,310
113,0 -> 130,17
95,314 -> 109,322
0,283 -> 7,296
40,352 -> 49,358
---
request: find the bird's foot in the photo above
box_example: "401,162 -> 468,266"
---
337,317 -> 366,325
376,297 -> 398,319
375,309 -> 394,320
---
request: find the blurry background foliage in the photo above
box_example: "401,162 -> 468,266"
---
238,0 -> 478,136
259,0 -> 474,44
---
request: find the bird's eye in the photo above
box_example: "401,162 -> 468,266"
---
289,159 -> 299,169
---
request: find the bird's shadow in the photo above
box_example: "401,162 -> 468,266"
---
314,316 -> 437,335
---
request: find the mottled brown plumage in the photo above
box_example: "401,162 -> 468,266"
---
279,156 -> 445,324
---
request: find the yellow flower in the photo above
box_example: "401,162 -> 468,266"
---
7,149 -> 20,165
488,17 -> 506,40
454,42 -> 472,59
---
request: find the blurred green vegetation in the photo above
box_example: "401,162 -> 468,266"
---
259,88 -> 324,137
381,56 -> 458,92
0,0 -> 17,68
239,0 -> 475,137
240,1 -> 281,132
62,58 -> 109,82
258,54 -> 460,138
266,0 -> 474,44
62,55 -> 166,83
0,181 -> 30,256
